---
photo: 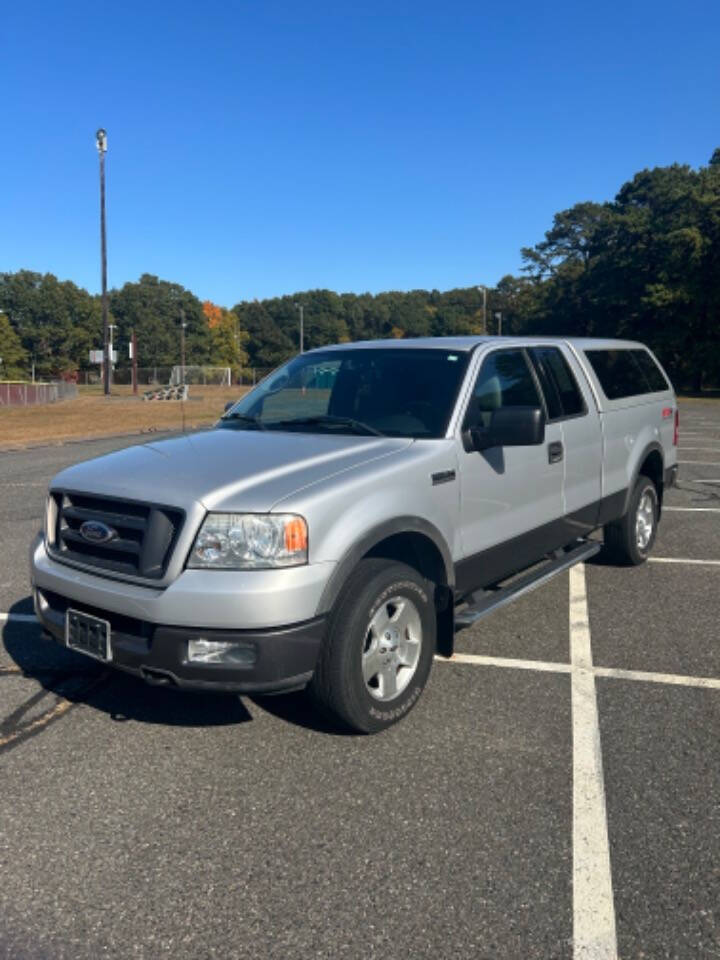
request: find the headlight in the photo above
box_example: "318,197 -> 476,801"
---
187,513 -> 308,569
45,493 -> 58,546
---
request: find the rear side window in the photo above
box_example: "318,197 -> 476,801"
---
529,347 -> 585,419
584,349 -> 670,400
631,350 -> 670,392
464,349 -> 541,428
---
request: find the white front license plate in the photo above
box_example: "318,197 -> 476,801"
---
65,609 -> 112,662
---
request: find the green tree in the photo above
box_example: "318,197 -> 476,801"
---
0,312 -> 29,379
0,270 -> 101,377
109,275 -> 213,370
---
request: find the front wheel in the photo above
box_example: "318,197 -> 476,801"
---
603,476 -> 659,565
310,559 -> 436,733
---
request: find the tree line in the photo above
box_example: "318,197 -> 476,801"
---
1,148 -> 718,389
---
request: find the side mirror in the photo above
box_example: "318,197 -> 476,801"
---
467,406 -> 545,451
224,401 -> 234,413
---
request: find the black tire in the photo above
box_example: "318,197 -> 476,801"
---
310,558 -> 436,734
603,476 -> 659,565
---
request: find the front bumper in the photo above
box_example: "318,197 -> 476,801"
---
30,534 -> 331,693
34,585 -> 325,693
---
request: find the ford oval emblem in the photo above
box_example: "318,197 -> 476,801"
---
79,520 -> 116,544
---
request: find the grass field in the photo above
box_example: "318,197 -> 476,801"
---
0,384 -> 250,450
0,385 -> 716,452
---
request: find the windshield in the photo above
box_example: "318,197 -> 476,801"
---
218,348 -> 471,438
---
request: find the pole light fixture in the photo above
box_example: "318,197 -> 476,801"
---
96,128 -> 110,394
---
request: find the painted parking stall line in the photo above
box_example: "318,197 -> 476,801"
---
0,612 -> 38,624
569,564 -> 618,960
663,507 -> 720,513
443,652 -> 572,673
648,557 -> 720,566
593,666 -> 720,691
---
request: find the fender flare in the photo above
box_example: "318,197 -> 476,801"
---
316,516 -> 455,616
621,441 -> 665,516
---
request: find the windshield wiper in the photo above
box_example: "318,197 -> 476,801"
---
220,412 -> 267,430
267,415 -> 386,437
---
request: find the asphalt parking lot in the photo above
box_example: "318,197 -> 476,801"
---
1,402 -> 719,960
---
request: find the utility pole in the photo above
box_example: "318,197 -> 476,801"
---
96,128 -> 109,395
477,286 -> 487,334
180,309 -> 187,385
295,302 -> 304,353
131,328 -> 138,395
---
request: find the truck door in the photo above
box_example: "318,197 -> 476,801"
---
527,345 -> 602,535
456,347 -> 565,594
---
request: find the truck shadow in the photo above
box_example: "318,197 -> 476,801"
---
1,598 -> 351,738
248,691 -> 353,735
1,598 -> 251,732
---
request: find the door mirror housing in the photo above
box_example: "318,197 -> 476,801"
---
467,406 -> 545,452
224,401 -> 235,413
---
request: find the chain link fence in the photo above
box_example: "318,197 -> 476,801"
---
78,367 -> 276,387
0,381 -> 78,406
79,367 -> 275,387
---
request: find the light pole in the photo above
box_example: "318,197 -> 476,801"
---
96,128 -> 109,395
477,286 -> 487,334
494,311 -> 503,336
180,309 -> 187,385
294,302 -> 304,353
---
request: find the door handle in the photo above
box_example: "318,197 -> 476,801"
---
548,441 -> 563,464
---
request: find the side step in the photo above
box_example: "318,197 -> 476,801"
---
454,539 -> 601,629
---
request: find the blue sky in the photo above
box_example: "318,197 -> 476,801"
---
2,0 -> 718,306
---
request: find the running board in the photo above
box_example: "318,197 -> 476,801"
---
454,539 -> 601,629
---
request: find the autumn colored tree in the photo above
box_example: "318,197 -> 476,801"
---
202,300 -> 249,371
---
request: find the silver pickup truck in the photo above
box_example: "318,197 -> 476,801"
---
30,337 -> 678,732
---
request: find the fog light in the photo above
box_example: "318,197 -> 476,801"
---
187,638 -> 256,666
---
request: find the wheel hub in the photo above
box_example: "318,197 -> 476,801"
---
362,596 -> 422,702
635,490 -> 655,550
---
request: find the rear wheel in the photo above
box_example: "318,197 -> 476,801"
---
310,559 -> 436,733
604,476 -> 659,565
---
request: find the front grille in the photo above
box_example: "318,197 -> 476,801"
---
49,491 -> 184,580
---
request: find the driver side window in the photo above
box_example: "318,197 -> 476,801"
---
463,349 -> 541,429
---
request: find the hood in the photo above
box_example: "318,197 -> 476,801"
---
50,428 -> 413,513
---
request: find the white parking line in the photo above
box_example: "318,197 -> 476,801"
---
593,666 -> 720,691
438,656 -> 720,690
569,564 -> 618,960
678,460 -> 720,466
648,557 -> 720,566
443,652 -> 571,673
679,447 -> 720,452
663,507 -> 720,513
0,612 -> 37,623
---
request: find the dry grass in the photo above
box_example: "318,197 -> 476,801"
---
0,385 -> 250,450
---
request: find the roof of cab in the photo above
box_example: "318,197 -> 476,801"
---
308,335 -> 648,353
